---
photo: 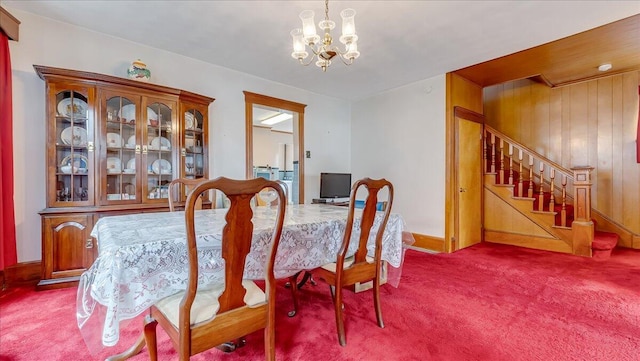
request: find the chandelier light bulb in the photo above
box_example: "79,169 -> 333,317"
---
339,9 -> 357,45
290,29 -> 309,60
299,10 -> 319,45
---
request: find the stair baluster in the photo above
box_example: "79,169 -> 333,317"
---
538,162 -> 545,211
561,175 -> 567,227
527,156 -> 534,198
483,129 -> 488,174
508,144 -> 514,185
548,168 -> 555,212
499,139 -> 505,183
490,134 -> 496,174
517,149 -> 523,197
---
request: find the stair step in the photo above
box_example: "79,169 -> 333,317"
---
593,231 -> 618,250
592,231 -> 619,260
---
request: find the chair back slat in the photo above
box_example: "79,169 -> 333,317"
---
182,177 -> 286,321
219,193 -> 256,312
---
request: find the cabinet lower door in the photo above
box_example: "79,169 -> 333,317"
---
39,214 -> 95,289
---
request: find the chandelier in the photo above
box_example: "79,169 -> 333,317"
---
290,0 -> 360,72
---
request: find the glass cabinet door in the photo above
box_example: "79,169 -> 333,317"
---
143,100 -> 177,202
183,107 -> 206,180
51,85 -> 94,207
102,93 -> 139,204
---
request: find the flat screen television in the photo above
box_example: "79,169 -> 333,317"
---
320,173 -> 352,198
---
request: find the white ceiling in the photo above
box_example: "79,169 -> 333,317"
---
5,1 -> 639,101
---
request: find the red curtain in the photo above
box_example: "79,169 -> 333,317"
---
0,31 -> 17,270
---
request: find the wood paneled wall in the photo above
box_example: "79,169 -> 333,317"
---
484,71 -> 640,234
445,73 -> 484,253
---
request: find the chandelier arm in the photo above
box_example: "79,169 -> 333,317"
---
336,53 -> 355,66
327,45 -> 355,65
298,53 -> 318,66
307,45 -> 325,57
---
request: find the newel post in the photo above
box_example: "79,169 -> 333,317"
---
571,166 -> 594,257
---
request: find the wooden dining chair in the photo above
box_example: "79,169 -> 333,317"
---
314,177 -> 394,346
167,178 -> 208,211
143,177 -> 287,361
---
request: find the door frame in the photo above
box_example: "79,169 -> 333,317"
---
243,91 -> 306,203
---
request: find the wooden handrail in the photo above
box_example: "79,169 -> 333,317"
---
485,124 -> 574,180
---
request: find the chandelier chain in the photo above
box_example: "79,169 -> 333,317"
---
325,0 -> 329,22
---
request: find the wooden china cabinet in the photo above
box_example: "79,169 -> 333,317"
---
35,65 -> 214,289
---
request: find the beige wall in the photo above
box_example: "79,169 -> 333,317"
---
484,72 -> 640,234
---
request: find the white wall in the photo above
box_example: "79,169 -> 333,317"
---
7,8 -> 351,262
252,127 -> 293,171
351,76 -> 446,237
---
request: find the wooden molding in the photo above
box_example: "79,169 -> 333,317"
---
453,106 -> 485,124
411,233 -> 445,253
454,14 -> 640,88
34,65 -> 214,104
484,230 -> 572,254
2,261 -> 41,288
0,6 -> 20,41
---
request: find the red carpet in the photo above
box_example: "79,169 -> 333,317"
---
2,243 -> 640,360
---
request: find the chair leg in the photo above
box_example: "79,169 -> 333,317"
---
265,324 -> 275,361
333,285 -> 346,346
143,315 -> 158,361
373,276 -> 384,329
288,275 -> 299,317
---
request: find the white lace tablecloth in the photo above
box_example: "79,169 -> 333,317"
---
77,204 -> 408,347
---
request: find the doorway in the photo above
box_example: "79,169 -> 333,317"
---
244,91 -> 306,204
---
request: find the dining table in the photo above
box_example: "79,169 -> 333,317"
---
76,203 -> 412,357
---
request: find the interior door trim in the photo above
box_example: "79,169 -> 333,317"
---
243,91 -> 306,203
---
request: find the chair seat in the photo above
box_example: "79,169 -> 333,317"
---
321,255 -> 374,273
156,280 -> 265,327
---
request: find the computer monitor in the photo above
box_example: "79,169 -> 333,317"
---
319,173 -> 352,199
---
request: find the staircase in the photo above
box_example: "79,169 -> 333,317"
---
483,126 -> 619,259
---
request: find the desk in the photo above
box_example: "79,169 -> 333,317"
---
77,204 -> 409,349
